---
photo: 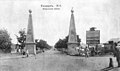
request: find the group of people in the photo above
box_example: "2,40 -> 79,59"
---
106,43 -> 120,68
84,47 -> 96,57
79,44 -> 120,67
76,46 -> 90,57
16,48 -> 29,57
83,45 -> 120,68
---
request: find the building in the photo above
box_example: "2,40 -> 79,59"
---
86,27 -> 100,48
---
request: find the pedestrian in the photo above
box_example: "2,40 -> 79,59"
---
26,49 -> 29,57
35,54 -> 37,59
17,48 -> 19,52
23,50 -> 26,55
85,47 -> 89,57
109,58 -> 113,68
43,49 -> 44,53
91,47 -> 95,56
76,47 -> 80,55
113,46 -> 120,67
18,48 -> 21,54
87,47 -> 89,57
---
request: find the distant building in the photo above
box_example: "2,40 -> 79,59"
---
86,27 -> 100,47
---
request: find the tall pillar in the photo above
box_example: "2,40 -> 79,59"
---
67,9 -> 78,55
25,10 -> 36,55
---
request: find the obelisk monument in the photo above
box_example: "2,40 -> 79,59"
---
25,10 -> 36,55
67,9 -> 78,55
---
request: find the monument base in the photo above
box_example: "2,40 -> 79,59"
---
67,42 -> 79,55
25,42 -> 36,55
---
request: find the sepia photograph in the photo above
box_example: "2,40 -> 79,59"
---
0,0 -> 120,71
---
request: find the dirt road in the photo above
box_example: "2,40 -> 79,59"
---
0,49 -> 119,71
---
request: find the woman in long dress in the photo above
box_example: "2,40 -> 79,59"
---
26,50 -> 29,57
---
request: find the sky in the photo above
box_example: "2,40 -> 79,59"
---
0,0 -> 120,46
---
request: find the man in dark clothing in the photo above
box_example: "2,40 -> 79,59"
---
113,46 -> 120,67
91,47 -> 95,56
85,47 -> 89,57
109,58 -> 113,68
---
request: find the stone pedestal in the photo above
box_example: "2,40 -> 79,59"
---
25,43 -> 36,55
68,42 -> 79,55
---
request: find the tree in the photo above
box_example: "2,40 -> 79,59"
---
0,29 -> 11,53
16,29 -> 26,51
36,39 -> 52,50
54,38 -> 67,50
54,35 -> 81,50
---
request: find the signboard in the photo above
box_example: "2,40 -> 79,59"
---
86,30 -> 100,44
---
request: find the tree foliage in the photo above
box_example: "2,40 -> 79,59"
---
35,39 -> 52,50
0,29 -> 11,52
54,35 -> 81,49
16,29 -> 26,49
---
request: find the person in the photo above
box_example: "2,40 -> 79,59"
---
109,58 -> 113,68
23,50 -> 26,55
87,47 -> 89,57
76,47 -> 80,55
17,48 -> 19,52
91,47 -> 95,56
85,47 -> 89,57
113,46 -> 120,67
42,49 -> 44,53
26,49 -> 29,57
18,48 -> 21,54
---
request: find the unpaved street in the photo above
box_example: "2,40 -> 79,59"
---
0,49 -> 119,71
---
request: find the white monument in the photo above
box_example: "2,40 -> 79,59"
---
67,9 -> 79,55
25,10 -> 36,55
